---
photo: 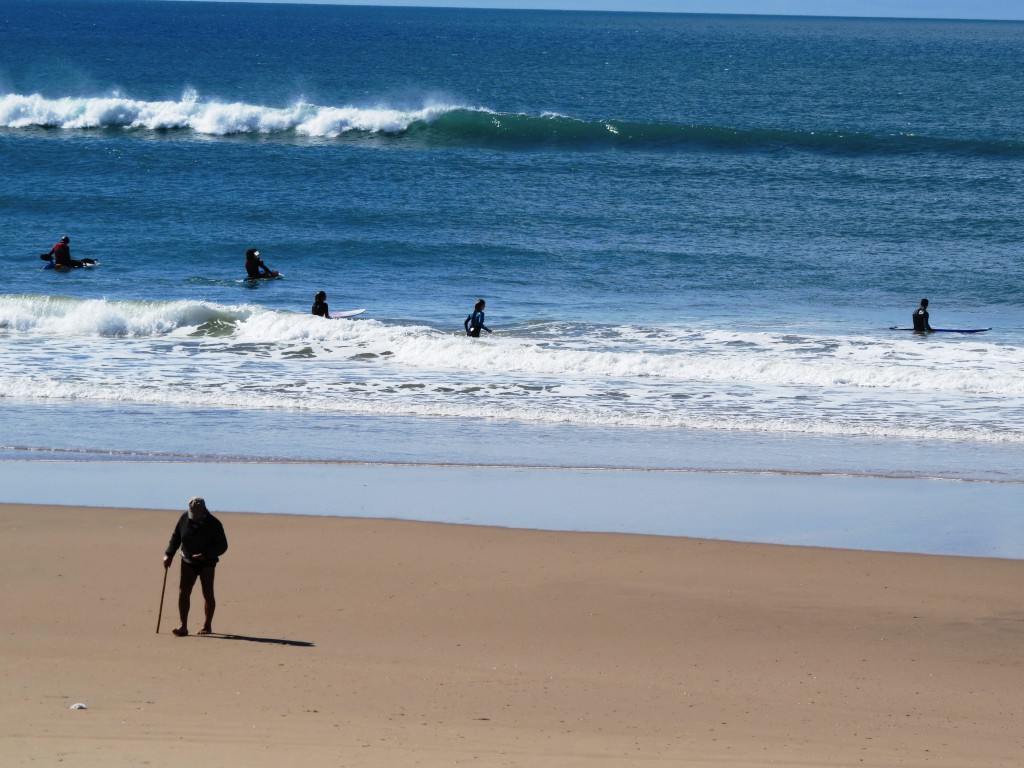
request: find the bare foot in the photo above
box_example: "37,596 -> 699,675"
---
197,627 -> 213,635
172,627 -> 189,637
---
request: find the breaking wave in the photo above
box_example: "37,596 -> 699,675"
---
2,295 -> 1024,443
4,90 -> 1023,157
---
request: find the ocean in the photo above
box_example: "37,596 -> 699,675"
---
2,1 -> 1023,484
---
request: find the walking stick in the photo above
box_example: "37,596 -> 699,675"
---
156,565 -> 169,634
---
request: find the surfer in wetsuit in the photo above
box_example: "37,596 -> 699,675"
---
912,298 -> 933,333
245,248 -> 274,279
312,291 -> 331,318
464,298 -> 492,337
41,236 -> 96,269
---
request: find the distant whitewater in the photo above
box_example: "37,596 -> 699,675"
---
5,90 -> 1024,156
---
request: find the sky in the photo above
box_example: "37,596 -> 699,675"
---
168,0 -> 1024,22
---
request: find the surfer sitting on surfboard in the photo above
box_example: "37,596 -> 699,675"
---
40,236 -> 96,269
912,298 -> 933,333
245,248 -> 276,279
312,291 -> 331,318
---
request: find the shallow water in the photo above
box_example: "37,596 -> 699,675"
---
2,460 -> 1021,559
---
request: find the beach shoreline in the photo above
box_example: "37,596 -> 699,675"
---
1,458 -> 1021,559
2,501 -> 1021,767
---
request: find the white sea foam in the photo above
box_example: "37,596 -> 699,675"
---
0,295 -> 253,336
0,90 -> 465,136
2,296 -> 1022,442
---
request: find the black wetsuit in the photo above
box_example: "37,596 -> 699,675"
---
246,256 -> 271,279
165,512 -> 228,568
312,299 -> 330,317
912,307 -> 931,332
48,241 -> 94,268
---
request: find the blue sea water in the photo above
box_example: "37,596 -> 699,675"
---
2,1 -> 1023,483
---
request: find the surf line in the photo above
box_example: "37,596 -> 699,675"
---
0,448 -> 1020,485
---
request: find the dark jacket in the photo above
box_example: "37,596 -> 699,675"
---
51,241 -> 71,266
165,513 -> 228,565
912,307 -> 931,332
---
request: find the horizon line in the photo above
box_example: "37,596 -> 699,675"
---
134,0 -> 1024,23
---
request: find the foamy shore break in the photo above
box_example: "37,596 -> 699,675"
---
1,502 -> 1020,767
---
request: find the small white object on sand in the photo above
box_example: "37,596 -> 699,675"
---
69,703 -> 88,710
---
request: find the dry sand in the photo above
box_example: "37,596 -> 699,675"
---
1,502 -> 1021,767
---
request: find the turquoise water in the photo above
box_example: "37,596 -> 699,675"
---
1,2 -> 1023,481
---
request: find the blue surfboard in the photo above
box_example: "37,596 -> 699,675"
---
889,326 -> 990,334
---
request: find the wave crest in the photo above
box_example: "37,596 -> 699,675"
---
3,91 -> 1022,156
0,90 -> 461,137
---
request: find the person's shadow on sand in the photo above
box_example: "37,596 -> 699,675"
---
201,633 -> 314,647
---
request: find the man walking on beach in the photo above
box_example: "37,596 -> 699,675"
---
163,497 -> 228,636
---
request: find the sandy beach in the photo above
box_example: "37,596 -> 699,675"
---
1,502 -> 1021,767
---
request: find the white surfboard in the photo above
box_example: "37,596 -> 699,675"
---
333,308 -> 366,318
